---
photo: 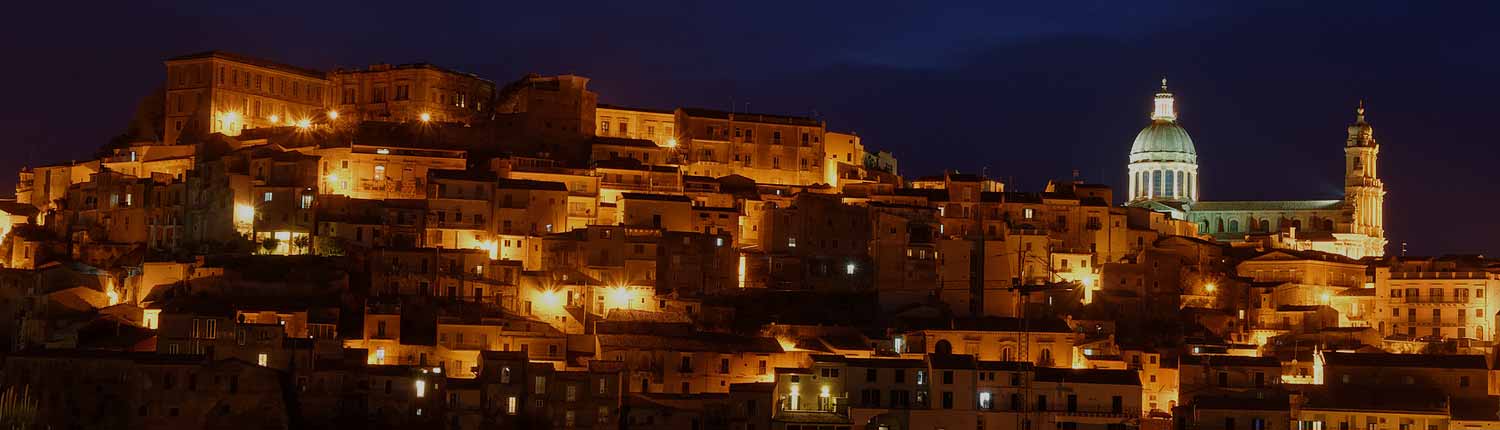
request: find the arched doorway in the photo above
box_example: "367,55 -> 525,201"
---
935,340 -> 953,355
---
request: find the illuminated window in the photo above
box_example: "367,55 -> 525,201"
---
506,396 -> 518,415
263,192 -> 273,202
788,238 -> 797,248
374,165 -> 385,180
257,353 -> 268,367
1023,208 -> 1035,219
300,194 -> 313,209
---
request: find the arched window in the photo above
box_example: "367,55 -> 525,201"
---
1260,220 -> 1270,232
1152,170 -> 1163,197
1325,219 -> 1335,231
1164,170 -> 1175,198
935,340 -> 953,355
1038,349 -> 1054,367
1198,221 -> 1209,232
1229,220 -> 1240,232
1292,219 -> 1302,230
1216,218 -> 1225,233
1001,347 -> 1014,362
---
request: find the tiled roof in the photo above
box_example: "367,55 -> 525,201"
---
1190,200 -> 1343,212
1179,354 -> 1280,367
497,178 -> 567,191
1034,368 -> 1141,386
1322,352 -> 1487,369
166,51 -> 327,79
679,107 -> 821,127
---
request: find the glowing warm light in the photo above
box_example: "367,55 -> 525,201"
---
1320,292 -> 1332,304
665,138 -> 678,147
224,111 -> 240,122
376,148 -> 391,155
296,118 -> 311,129
737,255 -> 747,289
538,289 -> 563,309
432,367 -> 442,374
1204,283 -> 1217,293
143,309 -> 161,330
327,110 -> 339,120
605,286 -> 638,310
776,336 -> 799,351
269,114 -> 280,123
419,112 -> 432,122
479,240 -> 499,260
820,385 -> 831,397
415,380 -> 426,398
326,173 -> 340,184
106,287 -> 120,306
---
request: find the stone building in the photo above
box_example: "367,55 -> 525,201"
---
162,51 -> 329,146
331,62 -> 495,124
677,108 -> 827,186
1126,79 -> 1386,259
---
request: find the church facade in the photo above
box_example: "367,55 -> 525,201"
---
1125,80 -> 1386,259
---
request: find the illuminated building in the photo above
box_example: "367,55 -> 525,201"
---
596,104 -> 677,148
330,62 -> 495,124
1126,80 -> 1386,259
162,51 -> 329,146
314,143 -> 467,200
1374,255 -> 1500,341
676,107 -> 826,186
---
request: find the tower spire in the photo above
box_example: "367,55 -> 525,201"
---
1152,76 -> 1176,121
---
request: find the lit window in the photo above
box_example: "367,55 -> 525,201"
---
374,165 -> 385,181
846,263 -> 857,275
1023,208 -> 1036,219
715,237 -> 724,247
415,380 -> 426,398
300,194 -> 313,209
788,238 -> 797,248
257,353 -> 268,367
979,391 -> 993,409
263,192 -> 273,202
506,396 -> 518,415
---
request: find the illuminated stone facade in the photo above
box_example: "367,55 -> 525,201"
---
162,51 -> 329,146
1127,80 -> 1386,259
331,63 -> 495,124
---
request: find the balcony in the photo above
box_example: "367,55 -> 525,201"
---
1404,296 -> 1476,305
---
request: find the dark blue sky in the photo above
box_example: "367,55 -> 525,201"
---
3,0 -> 1497,256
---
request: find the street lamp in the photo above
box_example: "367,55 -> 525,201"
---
419,112 -> 432,122
327,110 -> 339,120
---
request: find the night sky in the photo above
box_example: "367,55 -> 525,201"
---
3,1 -> 1497,256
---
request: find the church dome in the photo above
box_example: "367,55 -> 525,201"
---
1129,120 -> 1198,164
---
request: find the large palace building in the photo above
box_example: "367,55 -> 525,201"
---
1126,79 -> 1387,259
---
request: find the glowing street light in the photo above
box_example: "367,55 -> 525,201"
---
327,110 -> 339,120
296,118 -> 311,129
269,114 -> 280,124
419,112 -> 432,122
1204,283 -> 1217,293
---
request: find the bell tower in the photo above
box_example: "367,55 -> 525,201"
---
1343,101 -> 1386,256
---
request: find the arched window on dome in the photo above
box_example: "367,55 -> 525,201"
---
1175,171 -> 1184,198
1164,171 -> 1175,199
1229,220 -> 1240,232
1152,170 -> 1163,197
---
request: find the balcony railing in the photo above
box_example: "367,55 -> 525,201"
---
1405,296 -> 1475,304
